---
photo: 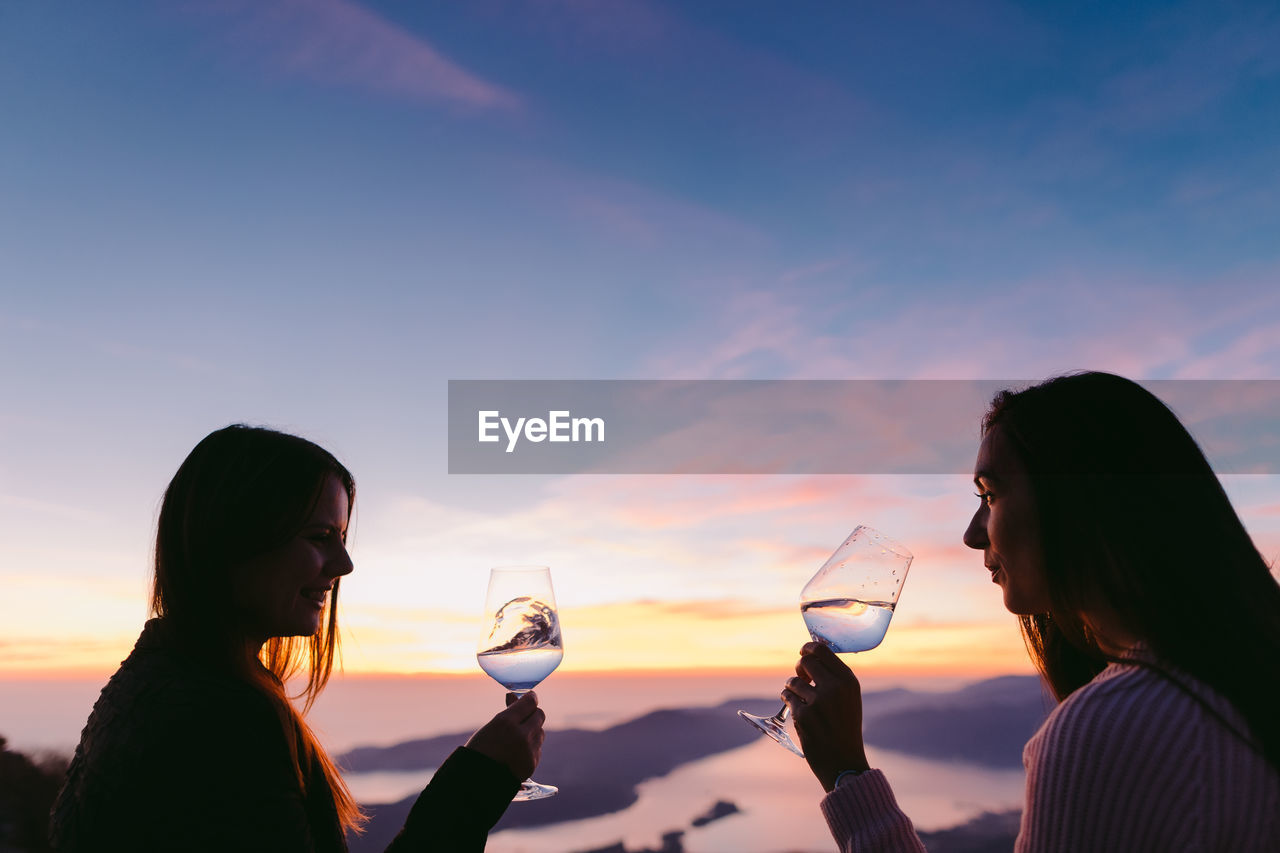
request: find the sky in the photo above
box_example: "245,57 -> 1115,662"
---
2,0 -> 1279,681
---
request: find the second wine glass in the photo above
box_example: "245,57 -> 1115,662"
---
477,565 -> 564,801
738,525 -> 913,756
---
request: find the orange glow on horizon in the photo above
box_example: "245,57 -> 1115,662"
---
1,597 -> 1036,680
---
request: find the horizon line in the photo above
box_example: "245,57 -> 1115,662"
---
0,663 -> 1039,681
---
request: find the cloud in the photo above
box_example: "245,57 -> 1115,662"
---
198,0 -> 519,110
0,634 -> 138,674
555,598 -> 1031,676
1173,322 -> 1280,380
643,264 -> 1280,383
555,475 -> 914,530
1007,10 -> 1280,183
508,155 -> 770,251
0,494 -> 106,524
628,597 -> 784,621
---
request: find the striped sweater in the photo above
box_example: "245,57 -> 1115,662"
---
820,654 -> 1280,851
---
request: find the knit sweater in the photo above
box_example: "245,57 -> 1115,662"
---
50,619 -> 519,852
820,655 -> 1280,851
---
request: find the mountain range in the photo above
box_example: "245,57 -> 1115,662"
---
344,675 -> 1052,852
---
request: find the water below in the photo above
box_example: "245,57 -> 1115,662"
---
345,740 -> 1026,852
5,670 -> 1027,851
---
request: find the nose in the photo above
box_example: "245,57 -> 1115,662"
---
327,544 -> 354,579
963,506 -> 988,550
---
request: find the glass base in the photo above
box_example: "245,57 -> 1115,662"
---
737,709 -> 805,757
513,779 -> 558,801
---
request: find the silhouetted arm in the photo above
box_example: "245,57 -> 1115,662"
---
384,747 -> 520,853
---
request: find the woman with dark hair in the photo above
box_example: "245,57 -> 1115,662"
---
784,372 -> 1280,850
51,425 -> 544,851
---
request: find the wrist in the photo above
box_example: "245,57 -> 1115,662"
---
831,768 -> 868,790
820,753 -> 871,792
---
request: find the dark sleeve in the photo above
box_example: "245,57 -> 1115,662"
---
384,747 -> 520,853
139,682 -> 319,853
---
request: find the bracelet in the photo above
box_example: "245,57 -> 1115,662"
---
833,769 -> 868,788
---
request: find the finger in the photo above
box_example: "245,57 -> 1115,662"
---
781,686 -> 807,714
797,644 -> 853,686
501,691 -> 539,720
784,675 -> 818,703
519,707 -> 546,733
801,640 -> 844,664
505,690 -> 538,708
796,653 -> 833,684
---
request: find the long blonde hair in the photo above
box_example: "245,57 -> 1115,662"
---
151,424 -> 365,833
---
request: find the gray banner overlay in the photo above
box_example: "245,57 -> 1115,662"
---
447,380 -> 1280,475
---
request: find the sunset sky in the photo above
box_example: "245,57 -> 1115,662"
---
3,0 -> 1279,682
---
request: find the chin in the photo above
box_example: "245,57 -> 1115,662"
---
1004,599 -> 1048,618
1002,592 -> 1035,616
272,617 -> 325,639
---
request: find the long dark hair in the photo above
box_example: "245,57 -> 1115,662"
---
983,372 -> 1280,772
151,424 -> 365,832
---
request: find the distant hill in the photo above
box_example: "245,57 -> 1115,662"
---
916,809 -> 1023,853
862,675 -> 1053,769
566,808 -> 1023,853
344,676 -> 1050,851
0,735 -> 69,853
347,699 -> 781,851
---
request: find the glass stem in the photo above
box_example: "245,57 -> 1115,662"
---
772,703 -> 790,725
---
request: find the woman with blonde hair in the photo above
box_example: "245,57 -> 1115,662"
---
52,425 -> 544,851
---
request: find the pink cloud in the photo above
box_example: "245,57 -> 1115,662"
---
507,156 -> 770,250
482,0 -> 673,55
1172,322 -> 1280,380
198,0 -> 519,110
644,263 -> 1280,383
567,194 -> 662,246
629,597 -> 784,621
0,494 -> 104,524
549,474 -> 917,531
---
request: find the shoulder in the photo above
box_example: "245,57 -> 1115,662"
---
1022,655 -> 1269,807
1029,657 -> 1248,762
101,643 -> 276,737
1024,662 -> 1176,780
69,635 -> 289,788
1018,656 -> 1280,850
53,632 -> 298,848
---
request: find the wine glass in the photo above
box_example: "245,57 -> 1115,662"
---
477,565 -> 564,800
738,525 -> 913,756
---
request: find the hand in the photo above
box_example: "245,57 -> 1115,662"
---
782,642 -> 870,792
464,691 -> 546,782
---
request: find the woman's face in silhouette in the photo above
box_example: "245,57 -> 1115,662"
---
963,425 -> 1051,616
230,475 -> 353,643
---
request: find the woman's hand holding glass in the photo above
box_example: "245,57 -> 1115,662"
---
783,641 -> 871,792
738,525 -> 912,757
464,692 -> 546,783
